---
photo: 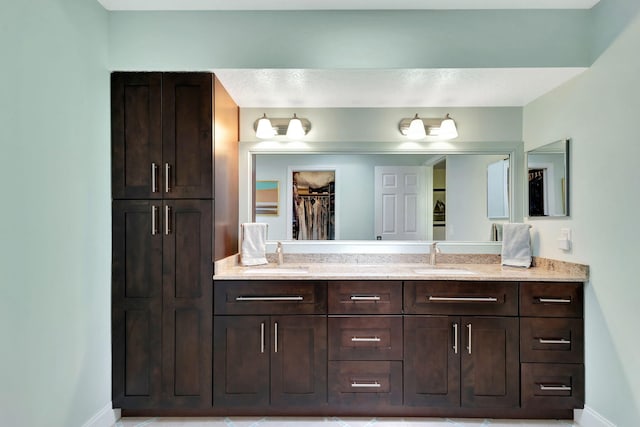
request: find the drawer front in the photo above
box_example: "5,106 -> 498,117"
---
404,281 -> 518,316
521,363 -> 584,409
521,317 -> 584,363
328,281 -> 402,314
328,361 -> 403,407
213,281 -> 327,315
329,316 -> 403,360
520,282 -> 583,318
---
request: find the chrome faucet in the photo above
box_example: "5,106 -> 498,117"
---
429,242 -> 440,265
276,241 -> 284,265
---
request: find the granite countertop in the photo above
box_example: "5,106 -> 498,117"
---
214,254 -> 588,282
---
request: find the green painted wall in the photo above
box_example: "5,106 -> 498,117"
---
524,6 -> 640,425
0,0 -> 110,426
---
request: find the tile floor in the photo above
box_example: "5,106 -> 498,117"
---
116,417 -> 576,427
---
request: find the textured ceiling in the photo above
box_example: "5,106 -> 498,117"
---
213,68 -> 587,108
98,0 -> 600,11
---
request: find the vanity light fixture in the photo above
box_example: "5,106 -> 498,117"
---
399,113 -> 459,140
255,113 -> 276,139
253,113 -> 311,139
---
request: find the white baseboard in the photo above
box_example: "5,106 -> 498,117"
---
575,406 -> 616,427
81,402 -> 121,427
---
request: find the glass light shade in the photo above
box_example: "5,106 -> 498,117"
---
286,115 -> 306,139
406,115 -> 426,139
255,116 -> 276,139
439,115 -> 458,139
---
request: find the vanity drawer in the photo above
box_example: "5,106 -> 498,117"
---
404,281 -> 518,316
521,317 -> 584,363
328,361 -> 403,407
521,363 -> 584,409
329,316 -> 403,360
328,281 -> 402,314
213,280 -> 327,315
520,282 -> 583,318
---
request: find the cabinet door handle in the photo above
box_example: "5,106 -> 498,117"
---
453,323 -> 459,354
350,295 -> 381,301
165,205 -> 171,235
351,381 -> 381,388
165,163 -> 171,193
538,297 -> 571,304
260,322 -> 265,353
538,338 -> 571,345
540,384 -> 572,391
151,163 -> 158,193
351,336 -> 381,342
274,322 -> 278,353
429,296 -> 498,303
466,323 -> 472,355
235,296 -> 304,302
151,205 -> 158,235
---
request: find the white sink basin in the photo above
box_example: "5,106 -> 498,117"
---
412,268 -> 476,276
243,267 -> 309,275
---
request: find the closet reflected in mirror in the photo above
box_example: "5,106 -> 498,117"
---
527,138 -> 570,217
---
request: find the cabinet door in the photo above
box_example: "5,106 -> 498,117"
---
461,317 -> 519,408
213,316 -> 270,407
112,200 -> 163,408
162,200 -> 213,407
162,73 -> 213,199
271,316 -> 327,407
404,316 -> 460,407
111,73 -> 162,199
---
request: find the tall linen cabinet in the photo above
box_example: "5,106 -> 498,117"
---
111,72 -> 239,410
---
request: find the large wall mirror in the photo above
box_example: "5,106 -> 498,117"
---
527,138 -> 570,217
244,143 -> 523,242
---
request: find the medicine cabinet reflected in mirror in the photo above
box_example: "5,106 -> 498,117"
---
253,152 -> 513,241
527,138 -> 570,217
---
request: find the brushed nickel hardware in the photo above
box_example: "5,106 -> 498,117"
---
151,205 -> 158,235
165,163 -> 171,193
274,322 -> 278,353
351,381 -> 381,388
235,296 -> 304,302
466,323 -> 472,355
350,295 -> 381,301
540,384 -> 572,391
260,322 -> 265,353
538,338 -> 571,344
429,296 -> 498,303
453,323 -> 459,354
165,205 -> 171,235
351,337 -> 381,342
538,297 -> 571,304
151,163 -> 158,193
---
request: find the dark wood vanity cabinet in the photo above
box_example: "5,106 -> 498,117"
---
327,281 -> 404,409
213,281 -> 328,409
112,199 -> 213,408
404,282 -> 520,409
111,72 -> 214,200
519,282 -> 585,410
111,71 -> 239,412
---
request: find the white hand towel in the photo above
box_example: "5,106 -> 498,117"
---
501,223 -> 532,268
240,223 -> 269,266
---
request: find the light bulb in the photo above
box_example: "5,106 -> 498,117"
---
286,114 -> 306,139
406,114 -> 426,139
255,114 -> 276,139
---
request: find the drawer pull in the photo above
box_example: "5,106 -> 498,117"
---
260,322 -> 265,353
235,296 -> 304,302
538,338 -> 571,345
538,297 -> 571,304
429,296 -> 498,303
540,384 -> 572,391
350,295 -> 381,301
351,336 -> 381,342
151,162 -> 158,193
351,381 -> 381,388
